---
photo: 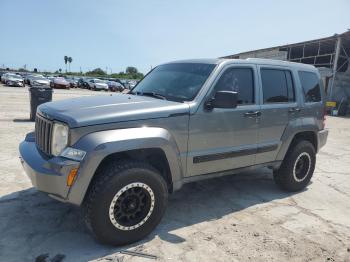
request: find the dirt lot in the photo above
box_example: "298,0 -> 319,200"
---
0,84 -> 349,262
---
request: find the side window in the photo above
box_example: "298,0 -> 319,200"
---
298,71 -> 321,102
261,69 -> 295,103
285,71 -> 295,102
214,68 -> 254,105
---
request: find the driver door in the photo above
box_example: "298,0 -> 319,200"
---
186,65 -> 260,177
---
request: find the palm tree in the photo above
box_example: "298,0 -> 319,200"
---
68,57 -> 73,72
64,56 -> 68,72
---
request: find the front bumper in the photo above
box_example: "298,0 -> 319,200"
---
95,86 -> 108,90
19,132 -> 80,202
317,129 -> 328,152
8,81 -> 24,87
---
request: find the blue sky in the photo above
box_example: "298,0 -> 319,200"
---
1,0 -> 349,74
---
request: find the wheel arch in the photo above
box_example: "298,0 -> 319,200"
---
67,127 -> 184,206
277,129 -> 318,161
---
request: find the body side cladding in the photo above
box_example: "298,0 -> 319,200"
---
193,144 -> 278,164
67,127 -> 184,205
184,161 -> 282,184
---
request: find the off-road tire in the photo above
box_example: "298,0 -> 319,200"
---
83,160 -> 168,246
273,140 -> 316,192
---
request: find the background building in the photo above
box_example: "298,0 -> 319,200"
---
222,31 -> 350,112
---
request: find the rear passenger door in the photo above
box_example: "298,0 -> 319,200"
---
298,71 -> 324,126
256,66 -> 298,164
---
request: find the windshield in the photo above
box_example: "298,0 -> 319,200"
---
132,63 -> 216,102
11,75 -> 22,79
33,76 -> 46,80
94,79 -> 104,84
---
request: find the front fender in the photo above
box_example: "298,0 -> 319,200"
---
67,127 -> 184,205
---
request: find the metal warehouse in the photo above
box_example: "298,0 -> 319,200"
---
222,31 -> 350,114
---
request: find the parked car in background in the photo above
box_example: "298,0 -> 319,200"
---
25,74 -> 45,85
66,77 -> 79,88
107,80 -> 124,92
0,71 -> 8,82
77,78 -> 85,88
47,76 -> 55,84
2,73 -> 24,87
51,77 -> 70,89
87,79 -> 109,91
78,77 -> 91,89
30,76 -> 50,86
128,80 -> 138,89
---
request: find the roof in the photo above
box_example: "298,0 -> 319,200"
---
221,30 -> 350,58
162,57 -> 317,71
165,58 -> 223,65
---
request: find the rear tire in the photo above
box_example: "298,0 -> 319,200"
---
83,160 -> 168,246
273,140 -> 316,192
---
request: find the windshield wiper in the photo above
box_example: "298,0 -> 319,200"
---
135,91 -> 167,100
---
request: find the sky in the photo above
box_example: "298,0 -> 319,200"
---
1,0 -> 349,74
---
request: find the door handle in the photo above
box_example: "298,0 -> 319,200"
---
288,107 -> 301,113
244,111 -> 261,117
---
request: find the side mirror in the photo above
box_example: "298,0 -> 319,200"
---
205,90 -> 238,110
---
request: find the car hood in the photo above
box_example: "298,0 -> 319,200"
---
34,79 -> 49,83
38,93 -> 190,128
54,79 -> 69,84
9,77 -> 23,81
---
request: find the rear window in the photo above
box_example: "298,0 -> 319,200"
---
298,71 -> 321,102
261,69 -> 295,103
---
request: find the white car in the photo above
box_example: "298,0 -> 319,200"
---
30,76 -> 50,86
2,73 -> 24,87
88,79 -> 109,91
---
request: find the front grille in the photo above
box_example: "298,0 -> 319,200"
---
35,114 -> 53,155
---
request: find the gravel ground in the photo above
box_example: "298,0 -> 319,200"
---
0,85 -> 349,262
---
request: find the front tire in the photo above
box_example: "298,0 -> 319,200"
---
83,160 -> 168,246
274,140 -> 316,192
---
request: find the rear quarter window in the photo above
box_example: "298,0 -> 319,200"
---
298,71 -> 321,102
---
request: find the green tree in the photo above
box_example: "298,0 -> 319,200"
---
126,66 -> 138,74
64,56 -> 68,72
68,57 -> 73,72
86,68 -> 107,76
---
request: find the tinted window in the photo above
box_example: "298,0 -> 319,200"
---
285,71 -> 295,102
214,68 -> 254,105
132,63 -> 216,102
261,69 -> 295,103
298,71 -> 321,102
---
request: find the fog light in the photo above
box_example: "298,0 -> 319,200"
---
60,147 -> 86,161
67,168 -> 79,186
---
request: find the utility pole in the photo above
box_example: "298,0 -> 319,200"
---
329,36 -> 342,101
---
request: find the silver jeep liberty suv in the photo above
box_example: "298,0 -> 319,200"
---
20,58 -> 328,245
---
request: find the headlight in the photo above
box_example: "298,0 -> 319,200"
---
51,122 -> 69,156
60,147 -> 86,161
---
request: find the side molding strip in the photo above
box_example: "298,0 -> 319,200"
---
193,144 -> 278,164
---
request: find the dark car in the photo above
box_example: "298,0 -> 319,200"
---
107,80 -> 124,92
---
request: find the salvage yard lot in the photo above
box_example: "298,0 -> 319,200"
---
0,84 -> 349,262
